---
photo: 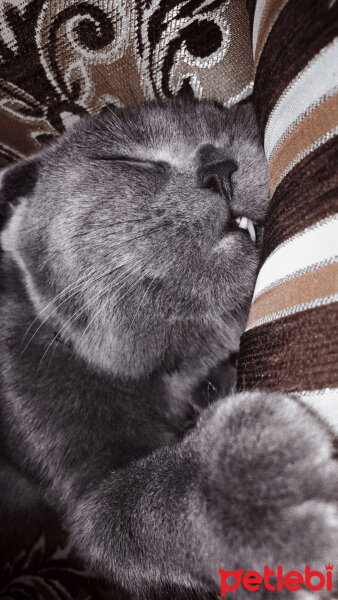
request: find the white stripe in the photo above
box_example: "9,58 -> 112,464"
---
264,39 -> 338,160
296,389 -> 338,435
253,215 -> 338,301
252,257 -> 338,300
268,87 -> 338,163
252,0 -> 269,56
246,295 -> 338,331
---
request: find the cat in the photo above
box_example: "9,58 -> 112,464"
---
0,98 -> 337,599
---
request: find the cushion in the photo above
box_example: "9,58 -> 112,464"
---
0,0 -> 253,166
237,0 -> 338,436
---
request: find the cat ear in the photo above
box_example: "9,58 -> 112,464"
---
0,158 -> 40,224
0,158 -> 40,206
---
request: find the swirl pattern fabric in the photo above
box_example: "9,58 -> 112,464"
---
0,0 -> 253,166
237,0 -> 338,435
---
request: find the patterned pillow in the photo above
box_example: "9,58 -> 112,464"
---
0,0 -> 253,166
237,0 -> 338,434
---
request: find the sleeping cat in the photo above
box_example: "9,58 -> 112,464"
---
0,99 -> 337,598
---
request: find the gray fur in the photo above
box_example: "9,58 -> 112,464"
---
0,99 -> 337,598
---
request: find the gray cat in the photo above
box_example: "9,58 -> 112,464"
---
0,99 -> 337,599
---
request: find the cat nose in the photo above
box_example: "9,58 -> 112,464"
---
199,158 -> 237,199
197,143 -> 237,200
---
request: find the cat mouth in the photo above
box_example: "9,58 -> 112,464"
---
234,216 -> 257,244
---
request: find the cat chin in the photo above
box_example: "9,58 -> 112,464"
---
70,311 -> 244,381
70,327 -> 164,379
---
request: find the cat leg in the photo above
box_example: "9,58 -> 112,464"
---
68,391 -> 338,596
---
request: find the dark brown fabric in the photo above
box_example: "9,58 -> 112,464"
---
246,0 -> 256,28
0,498 -> 111,600
261,137 -> 338,264
253,0 -> 338,138
237,303 -> 338,392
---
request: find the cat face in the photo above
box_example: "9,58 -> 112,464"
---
1,99 -> 269,378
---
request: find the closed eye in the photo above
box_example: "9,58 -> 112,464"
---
91,154 -> 167,170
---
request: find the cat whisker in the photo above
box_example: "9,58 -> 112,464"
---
21,270 -> 120,356
122,256 -> 176,338
71,217 -> 151,237
76,267 -> 153,351
22,269 -> 95,343
36,264 -> 146,372
23,264 -> 125,355
125,277 -> 154,336
72,222 -> 172,245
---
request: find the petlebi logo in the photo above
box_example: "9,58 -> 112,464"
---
219,564 -> 334,596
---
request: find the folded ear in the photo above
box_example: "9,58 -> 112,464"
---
0,158 -> 40,205
0,157 -> 40,226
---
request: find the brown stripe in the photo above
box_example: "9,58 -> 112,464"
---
254,0 -> 288,70
247,262 -> 338,327
237,303 -> 338,392
268,93 -> 338,194
261,136 -> 338,264
253,0 -> 338,139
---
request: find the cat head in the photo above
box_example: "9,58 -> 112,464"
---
0,99 -> 269,378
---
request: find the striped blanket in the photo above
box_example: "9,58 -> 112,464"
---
237,0 -> 338,434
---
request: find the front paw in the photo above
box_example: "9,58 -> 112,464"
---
188,392 -> 338,594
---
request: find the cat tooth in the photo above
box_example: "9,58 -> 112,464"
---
236,216 -> 256,244
237,216 -> 248,230
246,218 -> 256,244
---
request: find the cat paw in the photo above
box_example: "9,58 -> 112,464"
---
188,391 -> 338,593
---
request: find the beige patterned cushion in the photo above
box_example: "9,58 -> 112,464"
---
0,0 -> 253,165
